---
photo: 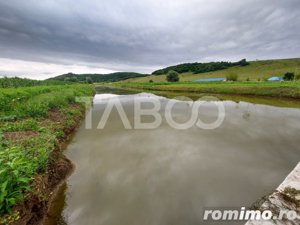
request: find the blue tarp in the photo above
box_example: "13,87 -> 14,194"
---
268,76 -> 283,81
194,78 -> 226,82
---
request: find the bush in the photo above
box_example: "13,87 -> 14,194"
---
166,70 -> 179,82
226,73 -> 238,81
283,72 -> 295,81
149,79 -> 153,83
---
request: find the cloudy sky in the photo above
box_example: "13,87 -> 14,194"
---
0,0 -> 299,79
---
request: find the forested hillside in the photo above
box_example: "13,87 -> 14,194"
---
152,59 -> 249,75
48,72 -> 147,83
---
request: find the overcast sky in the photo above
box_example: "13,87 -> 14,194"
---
0,0 -> 299,79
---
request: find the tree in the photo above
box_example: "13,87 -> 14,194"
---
86,76 -> 93,84
226,73 -> 238,81
283,72 -> 295,81
166,70 -> 179,82
238,59 -> 249,66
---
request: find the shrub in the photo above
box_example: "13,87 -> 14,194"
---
149,79 -> 153,83
166,70 -> 179,82
226,73 -> 238,81
283,72 -> 295,81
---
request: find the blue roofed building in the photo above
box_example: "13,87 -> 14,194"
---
194,78 -> 226,82
267,76 -> 283,81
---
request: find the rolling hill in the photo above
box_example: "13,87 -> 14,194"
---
47,72 -> 147,83
123,58 -> 300,82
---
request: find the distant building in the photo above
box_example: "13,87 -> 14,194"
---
194,78 -> 226,82
267,76 -> 283,81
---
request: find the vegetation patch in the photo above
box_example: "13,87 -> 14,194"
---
152,59 -> 249,75
47,72 -> 147,83
0,77 -> 68,88
0,83 -> 94,224
280,187 -> 300,207
110,81 -> 300,99
122,58 -> 300,82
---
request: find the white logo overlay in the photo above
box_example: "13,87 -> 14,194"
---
76,94 -> 226,130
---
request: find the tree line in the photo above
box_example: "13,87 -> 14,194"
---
152,59 -> 249,75
48,72 -> 147,83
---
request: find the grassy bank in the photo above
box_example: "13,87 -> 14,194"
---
0,84 -> 94,224
109,81 -> 300,99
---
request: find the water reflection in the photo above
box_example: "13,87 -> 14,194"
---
45,88 -> 300,225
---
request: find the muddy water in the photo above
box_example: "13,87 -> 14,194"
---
45,89 -> 300,225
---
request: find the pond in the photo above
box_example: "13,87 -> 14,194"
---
45,87 -> 300,225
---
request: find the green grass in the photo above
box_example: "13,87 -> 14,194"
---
0,85 -> 93,118
109,81 -> 300,99
123,58 -> 300,82
0,77 -> 68,88
0,84 -> 94,218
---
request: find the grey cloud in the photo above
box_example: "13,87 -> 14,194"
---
0,0 -> 300,74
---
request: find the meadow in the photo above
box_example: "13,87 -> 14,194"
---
123,58 -> 300,82
0,83 -> 94,223
110,81 -> 300,99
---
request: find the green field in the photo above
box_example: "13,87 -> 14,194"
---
123,58 -> 300,82
0,84 -> 94,222
110,81 -> 300,99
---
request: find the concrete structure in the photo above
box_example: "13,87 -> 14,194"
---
245,163 -> 300,225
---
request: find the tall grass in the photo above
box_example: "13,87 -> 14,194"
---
0,77 -> 67,88
0,84 -> 94,216
0,85 -> 94,118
